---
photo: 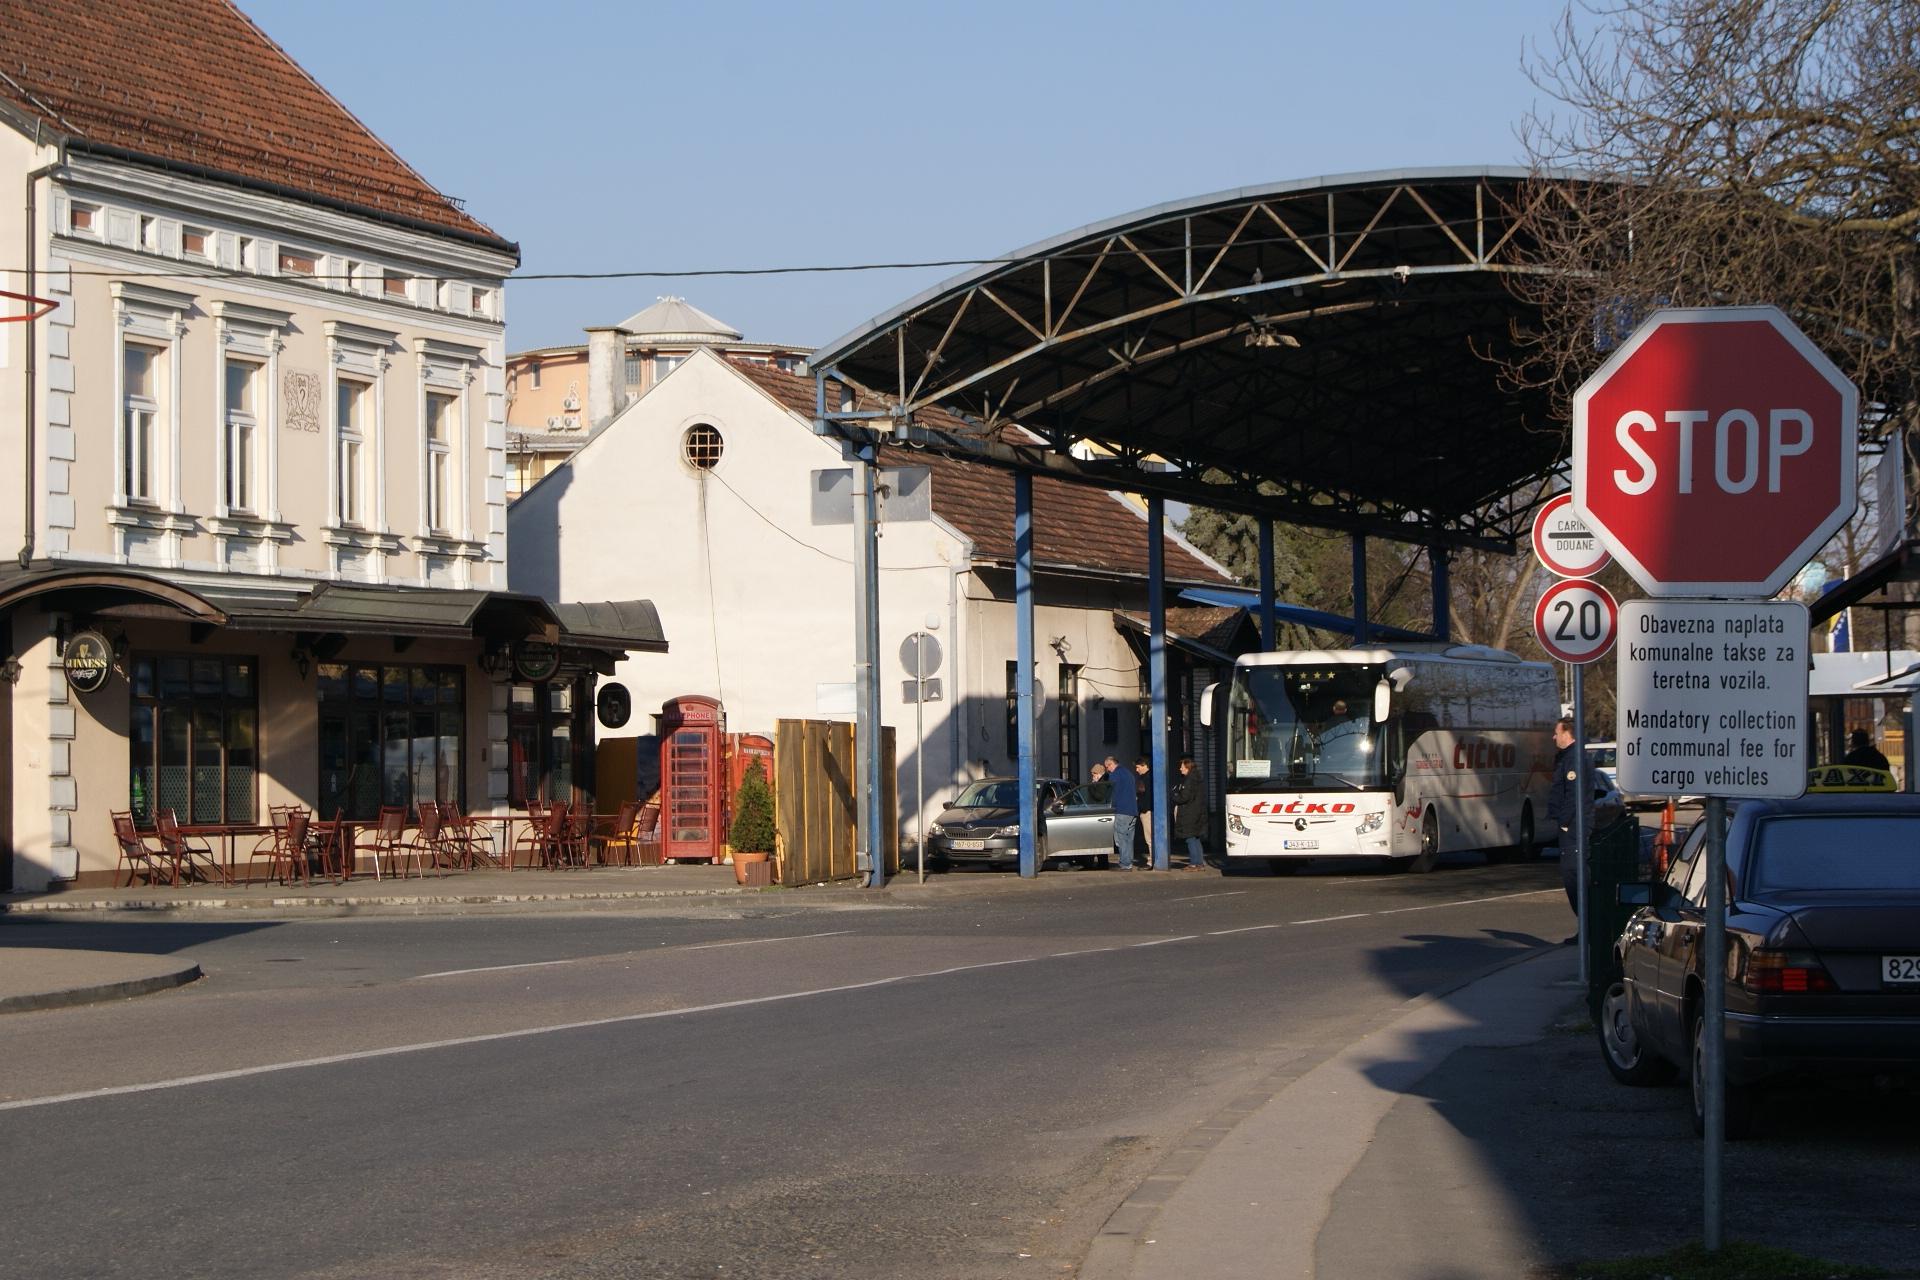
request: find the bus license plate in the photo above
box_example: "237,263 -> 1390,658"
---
948,839 -> 986,851
1884,956 -> 1920,984
1283,839 -> 1319,850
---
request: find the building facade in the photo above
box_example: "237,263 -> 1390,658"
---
0,0 -> 660,892
504,298 -> 808,499
508,351 -> 1244,836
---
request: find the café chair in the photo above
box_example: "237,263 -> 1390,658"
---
111,810 -> 168,887
156,808 -> 230,885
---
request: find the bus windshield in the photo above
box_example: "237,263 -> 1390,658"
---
1226,664 -> 1381,791
1228,671 -> 1382,790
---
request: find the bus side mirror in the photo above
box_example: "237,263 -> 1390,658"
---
1372,678 -> 1392,723
1200,683 -> 1217,728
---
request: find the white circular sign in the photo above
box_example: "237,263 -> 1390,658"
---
1533,578 -> 1618,665
1531,493 -> 1611,579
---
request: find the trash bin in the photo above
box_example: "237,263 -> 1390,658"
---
1584,814 -> 1652,1021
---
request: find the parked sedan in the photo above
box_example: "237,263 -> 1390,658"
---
1596,794 -> 1920,1137
925,776 -> 1117,870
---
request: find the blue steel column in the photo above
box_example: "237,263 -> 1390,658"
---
1149,496 -> 1170,869
1014,473 -> 1039,878
854,446 -> 885,887
1351,534 -> 1370,645
1258,515 -> 1277,651
1430,544 -> 1451,641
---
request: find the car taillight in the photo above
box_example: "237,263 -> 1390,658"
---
1743,949 -> 1838,994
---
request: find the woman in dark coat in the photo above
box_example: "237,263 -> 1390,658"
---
1173,756 -> 1210,870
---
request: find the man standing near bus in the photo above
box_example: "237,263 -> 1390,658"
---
1110,754 -> 1140,869
1547,717 -> 1580,917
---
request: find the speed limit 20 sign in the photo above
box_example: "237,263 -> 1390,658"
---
1534,578 -> 1618,665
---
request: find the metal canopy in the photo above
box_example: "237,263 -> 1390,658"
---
812,167 -> 1591,552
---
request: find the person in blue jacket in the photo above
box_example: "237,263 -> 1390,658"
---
1110,754 -> 1141,869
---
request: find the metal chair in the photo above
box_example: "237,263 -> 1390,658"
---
509,801 -> 549,869
111,811 -> 167,887
445,802 -> 503,870
246,806 -> 307,885
356,806 -> 409,880
156,809 -> 229,885
588,801 -> 641,867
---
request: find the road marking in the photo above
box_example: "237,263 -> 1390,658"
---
1168,890 -> 1247,903
683,930 -> 853,952
1289,913 -> 1369,925
1130,935 -> 1199,948
1206,924 -> 1284,936
411,930 -> 855,979
1375,890 -> 1559,915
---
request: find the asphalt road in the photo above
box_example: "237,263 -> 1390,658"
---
0,856 -> 1572,1279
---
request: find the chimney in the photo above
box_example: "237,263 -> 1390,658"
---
585,326 -> 631,428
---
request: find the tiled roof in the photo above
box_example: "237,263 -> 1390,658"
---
0,0 -> 510,248
732,362 -> 1231,586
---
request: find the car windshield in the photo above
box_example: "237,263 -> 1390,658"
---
1747,814 -> 1920,894
951,780 -> 1025,809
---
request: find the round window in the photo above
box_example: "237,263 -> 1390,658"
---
682,424 -> 724,470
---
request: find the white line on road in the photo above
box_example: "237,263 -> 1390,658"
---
1130,936 -> 1199,948
1374,890 -> 1559,915
1206,924 -> 1285,936
683,930 -> 853,952
1168,890 -> 1247,903
1289,913 -> 1369,925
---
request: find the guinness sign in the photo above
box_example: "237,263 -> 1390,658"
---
512,638 -> 560,682
63,630 -> 114,694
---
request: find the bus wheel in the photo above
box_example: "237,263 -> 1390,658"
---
1407,810 -> 1440,873
1491,804 -> 1535,864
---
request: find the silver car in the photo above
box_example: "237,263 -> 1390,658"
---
926,776 -> 1119,869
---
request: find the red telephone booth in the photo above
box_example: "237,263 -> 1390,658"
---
726,733 -> 775,801
658,696 -> 726,864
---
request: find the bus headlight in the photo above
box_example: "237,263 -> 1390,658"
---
1228,813 -> 1250,837
1354,812 -> 1384,835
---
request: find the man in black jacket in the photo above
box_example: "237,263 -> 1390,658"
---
1546,717 -> 1581,915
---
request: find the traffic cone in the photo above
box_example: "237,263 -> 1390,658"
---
1652,800 -> 1676,877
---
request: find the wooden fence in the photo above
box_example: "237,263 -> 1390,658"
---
774,719 -> 897,884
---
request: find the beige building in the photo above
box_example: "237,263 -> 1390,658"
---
505,298 -> 808,499
0,0 -> 660,892
508,352 -> 1246,836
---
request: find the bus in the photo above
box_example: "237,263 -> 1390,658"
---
1201,644 -> 1558,872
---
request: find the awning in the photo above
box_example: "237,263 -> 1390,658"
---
0,564 -> 666,657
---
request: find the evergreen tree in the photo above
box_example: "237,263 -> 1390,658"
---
729,761 -> 776,854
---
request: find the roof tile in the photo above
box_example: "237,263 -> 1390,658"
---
0,0 -> 507,246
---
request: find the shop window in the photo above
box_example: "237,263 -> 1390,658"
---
129,655 -> 257,826
508,680 -> 583,807
317,662 -> 463,821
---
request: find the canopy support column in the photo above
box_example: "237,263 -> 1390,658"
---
854,446 -> 885,887
1259,515 -> 1277,651
1351,535 -> 1370,645
1015,473 -> 1038,878
1149,496 -> 1170,870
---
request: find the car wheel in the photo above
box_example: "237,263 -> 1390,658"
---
1690,1012 -> 1757,1139
1597,979 -> 1674,1086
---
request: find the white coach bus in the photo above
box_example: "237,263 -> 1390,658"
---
1201,644 -> 1558,873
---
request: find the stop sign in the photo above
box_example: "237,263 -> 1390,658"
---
1572,306 -> 1858,598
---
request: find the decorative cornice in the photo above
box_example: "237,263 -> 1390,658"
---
325,319 -> 401,348
414,336 -> 485,362
109,280 -> 196,313
211,299 -> 295,330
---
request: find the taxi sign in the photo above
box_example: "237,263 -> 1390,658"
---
1806,764 -> 1896,793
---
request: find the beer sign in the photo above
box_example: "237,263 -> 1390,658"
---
63,629 -> 114,694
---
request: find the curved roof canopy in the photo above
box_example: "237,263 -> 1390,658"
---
811,167 -> 1587,552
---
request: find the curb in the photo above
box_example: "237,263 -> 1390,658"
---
0,962 -> 202,1015
0,886 -> 774,915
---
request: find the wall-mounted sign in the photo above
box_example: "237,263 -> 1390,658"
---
63,629 -> 114,694
597,682 -> 632,729
512,638 -> 560,682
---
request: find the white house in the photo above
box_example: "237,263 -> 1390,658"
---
509,350 -> 1243,833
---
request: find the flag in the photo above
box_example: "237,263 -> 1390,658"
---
1830,610 -> 1851,653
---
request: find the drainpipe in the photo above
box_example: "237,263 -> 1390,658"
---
20,151 -> 63,569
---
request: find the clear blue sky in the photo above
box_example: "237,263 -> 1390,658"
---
243,0 -> 1569,355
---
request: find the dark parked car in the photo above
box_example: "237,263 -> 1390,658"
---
1597,794 -> 1920,1137
926,776 -> 1117,869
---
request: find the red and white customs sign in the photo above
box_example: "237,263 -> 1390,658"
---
1531,492 -> 1611,579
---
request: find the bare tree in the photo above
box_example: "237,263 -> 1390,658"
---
1508,0 -> 1920,446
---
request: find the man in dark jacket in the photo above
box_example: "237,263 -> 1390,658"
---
1110,754 -> 1140,869
1173,756 -> 1210,870
1133,757 -> 1155,867
1844,729 -> 1892,772
1546,717 -> 1580,915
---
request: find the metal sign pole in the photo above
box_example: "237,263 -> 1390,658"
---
914,638 -> 927,885
1703,794 -> 1727,1249
1573,664 -> 1589,989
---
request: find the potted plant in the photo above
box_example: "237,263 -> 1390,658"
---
729,761 -> 776,885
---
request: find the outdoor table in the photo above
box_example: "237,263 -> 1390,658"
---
176,823 -> 272,884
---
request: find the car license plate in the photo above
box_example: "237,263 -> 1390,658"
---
1283,839 -> 1319,850
948,839 -> 986,851
1884,955 -> 1920,984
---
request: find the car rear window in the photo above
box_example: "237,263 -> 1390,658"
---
1747,815 -> 1920,894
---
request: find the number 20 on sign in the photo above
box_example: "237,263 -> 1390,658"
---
1534,578 -> 1619,666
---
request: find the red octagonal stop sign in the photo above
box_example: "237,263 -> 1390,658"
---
1572,306 -> 1858,598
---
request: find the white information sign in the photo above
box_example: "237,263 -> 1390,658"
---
1616,600 -> 1808,800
